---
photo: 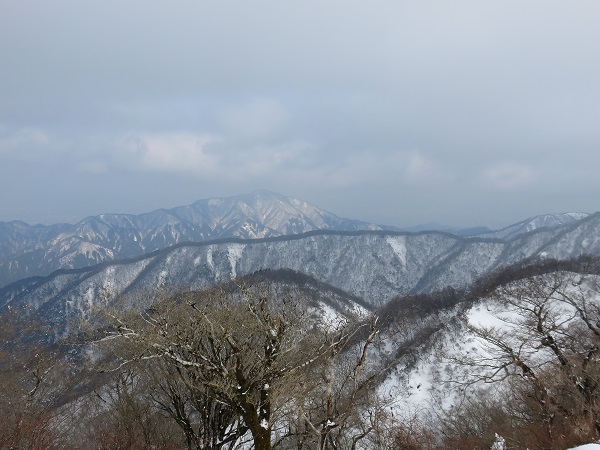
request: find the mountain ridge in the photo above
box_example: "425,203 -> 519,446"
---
0,190 -> 593,291
5,212 -> 600,336
475,211 -> 590,240
0,191 -> 393,288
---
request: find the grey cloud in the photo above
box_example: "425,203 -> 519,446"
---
1,1 -> 599,228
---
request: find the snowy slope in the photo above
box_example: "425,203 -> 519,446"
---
375,270 -> 600,426
0,191 -> 594,290
5,268 -> 371,342
0,191 -> 390,287
5,211 -> 600,338
478,212 -> 589,240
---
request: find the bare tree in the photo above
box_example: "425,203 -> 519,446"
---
76,367 -> 183,449
449,270 -> 600,447
145,358 -> 245,449
93,281 -> 383,450
0,309 -> 67,449
287,316 -> 381,450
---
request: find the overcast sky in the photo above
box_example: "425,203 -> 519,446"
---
1,1 -> 599,228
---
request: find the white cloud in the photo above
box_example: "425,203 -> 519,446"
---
116,130 -> 314,182
403,152 -> 454,186
286,151 -> 402,189
284,150 -> 454,190
118,132 -> 222,174
0,126 -> 52,158
479,163 -> 536,190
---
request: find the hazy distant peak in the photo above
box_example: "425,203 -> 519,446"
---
0,191 -> 595,289
0,191 -> 383,287
478,212 -> 590,240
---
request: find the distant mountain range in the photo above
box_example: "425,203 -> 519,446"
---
0,190 -> 393,288
0,190 -> 589,289
475,212 -> 589,240
4,211 -> 600,339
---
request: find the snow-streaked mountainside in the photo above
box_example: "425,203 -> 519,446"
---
0,191 -> 593,291
5,212 -> 600,331
0,191 -> 392,288
476,212 -> 589,240
7,269 -> 371,342
373,270 -> 600,440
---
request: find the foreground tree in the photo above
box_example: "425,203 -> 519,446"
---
94,281 -> 382,450
76,368 -> 183,449
449,270 -> 600,448
0,309 -> 67,449
291,317 -> 381,449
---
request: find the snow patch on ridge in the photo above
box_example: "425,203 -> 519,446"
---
227,243 -> 245,278
318,303 -> 348,328
158,269 -> 168,287
206,245 -> 214,271
386,236 -> 407,266
566,212 -> 589,221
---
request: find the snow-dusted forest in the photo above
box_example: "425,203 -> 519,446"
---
2,258 -> 600,449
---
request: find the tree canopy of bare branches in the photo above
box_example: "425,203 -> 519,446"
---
449,270 -> 600,448
93,281 -> 382,450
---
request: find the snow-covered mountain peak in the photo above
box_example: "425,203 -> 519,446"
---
0,191 -> 383,287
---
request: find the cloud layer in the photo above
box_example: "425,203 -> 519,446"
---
1,1 -> 599,227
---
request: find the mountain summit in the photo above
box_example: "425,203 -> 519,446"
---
0,191 -> 387,287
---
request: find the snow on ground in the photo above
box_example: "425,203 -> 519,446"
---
227,243 -> 245,278
318,303 -> 347,328
373,271 -> 600,441
568,445 -> 600,450
206,245 -> 214,271
386,236 -> 407,266
376,317 -> 461,416
466,298 -> 514,329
